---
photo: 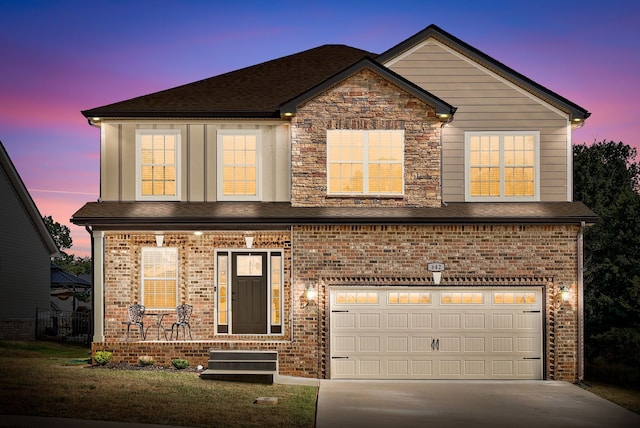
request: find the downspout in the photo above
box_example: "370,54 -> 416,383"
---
577,221 -> 585,382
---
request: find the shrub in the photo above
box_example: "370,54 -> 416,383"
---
94,351 -> 112,366
138,355 -> 155,366
171,358 -> 189,369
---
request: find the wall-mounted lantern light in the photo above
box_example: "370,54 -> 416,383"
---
305,284 -> 317,303
155,234 -> 164,247
559,285 -> 570,302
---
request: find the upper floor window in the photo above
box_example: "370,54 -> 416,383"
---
141,247 -> 178,310
217,130 -> 261,201
136,130 -> 181,201
327,130 -> 404,196
465,131 -> 539,201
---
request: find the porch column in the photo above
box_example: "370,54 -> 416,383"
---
92,230 -> 105,342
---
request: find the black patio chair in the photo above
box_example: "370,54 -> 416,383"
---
122,303 -> 146,341
169,304 -> 193,340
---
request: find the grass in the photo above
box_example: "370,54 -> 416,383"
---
0,341 -> 317,427
579,380 -> 640,415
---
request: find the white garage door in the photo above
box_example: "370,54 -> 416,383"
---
330,287 -> 542,380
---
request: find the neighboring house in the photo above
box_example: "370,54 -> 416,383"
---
72,24 -> 596,381
0,141 -> 59,340
50,262 -> 92,313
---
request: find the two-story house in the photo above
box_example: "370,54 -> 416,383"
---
72,24 -> 596,381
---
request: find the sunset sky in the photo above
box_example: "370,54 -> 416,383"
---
1,0 -> 638,257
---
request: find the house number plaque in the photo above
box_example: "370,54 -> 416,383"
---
427,262 -> 445,272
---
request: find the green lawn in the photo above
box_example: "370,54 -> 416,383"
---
0,341 -> 317,427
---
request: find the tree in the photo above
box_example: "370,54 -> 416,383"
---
43,215 -> 91,275
573,141 -> 640,375
42,215 -> 72,254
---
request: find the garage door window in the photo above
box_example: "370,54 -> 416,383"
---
388,291 -> 431,304
493,292 -> 536,304
335,291 -> 378,304
441,292 -> 483,304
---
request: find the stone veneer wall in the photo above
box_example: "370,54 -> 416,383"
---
94,224 -> 581,381
290,67 -> 442,208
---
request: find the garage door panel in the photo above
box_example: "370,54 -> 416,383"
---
387,336 -> 409,352
333,312 -> 356,328
464,360 -> 486,376
411,313 -> 432,328
464,313 -> 486,329
358,336 -> 380,352
330,288 -> 542,380
387,313 -> 408,328
411,336 -> 435,352
439,313 -> 461,329
464,337 -> 486,352
358,312 -> 380,328
333,335 -> 356,352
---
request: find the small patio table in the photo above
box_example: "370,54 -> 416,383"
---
145,312 -> 170,340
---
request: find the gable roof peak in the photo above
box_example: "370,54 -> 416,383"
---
377,24 -> 590,122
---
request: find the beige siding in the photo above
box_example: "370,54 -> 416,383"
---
99,121 -> 291,202
386,40 -> 572,202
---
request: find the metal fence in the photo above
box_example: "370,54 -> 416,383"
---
35,309 -> 91,345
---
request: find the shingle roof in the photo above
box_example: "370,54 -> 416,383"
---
82,45 -> 375,119
71,201 -> 597,229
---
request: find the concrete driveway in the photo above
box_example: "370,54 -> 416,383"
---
316,380 -> 640,428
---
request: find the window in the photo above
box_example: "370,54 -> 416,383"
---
217,130 -> 261,201
271,254 -> 282,329
327,130 -> 404,195
141,247 -> 178,310
465,131 -> 539,201
493,291 -> 536,305
388,291 -> 431,304
136,130 -> 181,200
216,253 -> 229,333
440,292 -> 483,304
335,291 -> 379,304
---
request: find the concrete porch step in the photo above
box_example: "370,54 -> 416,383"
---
201,351 -> 278,384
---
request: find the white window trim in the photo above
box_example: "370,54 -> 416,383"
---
464,131 -> 540,202
327,129 -> 405,197
141,247 -> 179,311
135,129 -> 181,201
216,129 -> 262,201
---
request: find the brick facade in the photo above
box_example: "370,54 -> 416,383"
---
94,224 -> 579,381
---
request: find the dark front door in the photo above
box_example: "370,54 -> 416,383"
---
232,252 -> 267,334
